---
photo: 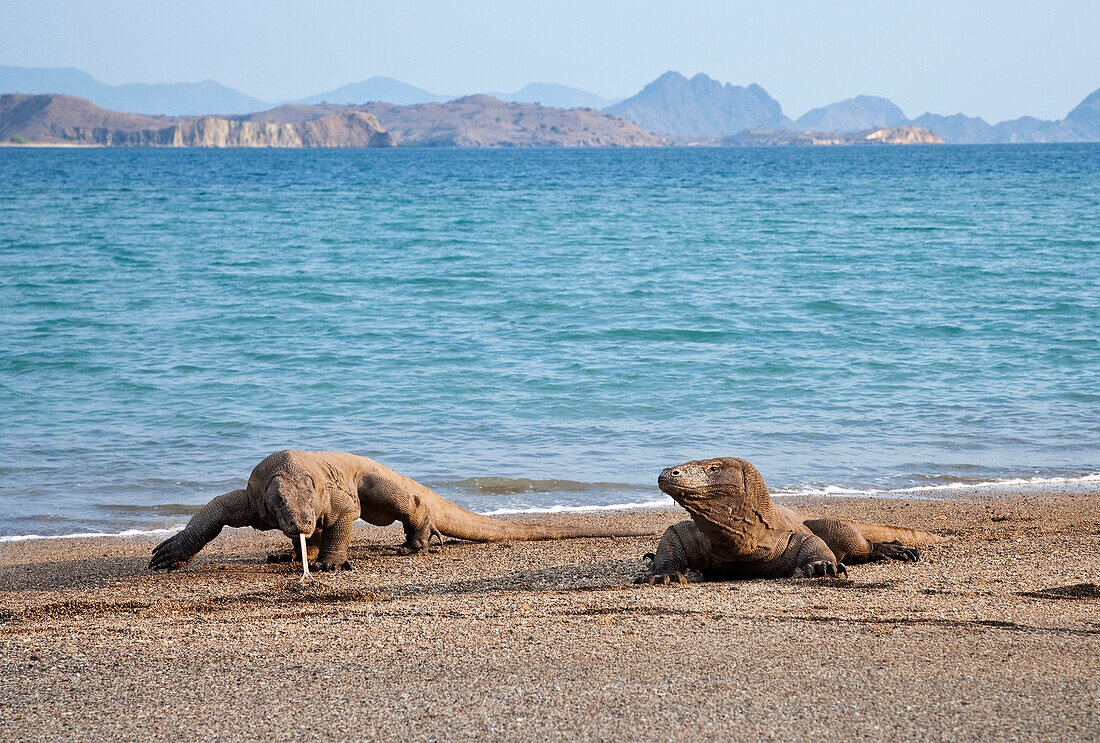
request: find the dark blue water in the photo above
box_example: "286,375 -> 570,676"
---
2,145 -> 1099,539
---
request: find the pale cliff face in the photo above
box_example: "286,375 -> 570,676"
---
863,126 -> 944,144
78,111 -> 394,147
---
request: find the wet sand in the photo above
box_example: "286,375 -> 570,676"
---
1,492 -> 1098,742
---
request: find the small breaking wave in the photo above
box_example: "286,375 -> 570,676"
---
443,477 -> 638,495
775,472 -> 1100,498
477,498 -> 672,516
95,503 -> 203,516
0,525 -> 185,543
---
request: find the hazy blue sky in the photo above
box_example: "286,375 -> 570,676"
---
2,0 -> 1098,121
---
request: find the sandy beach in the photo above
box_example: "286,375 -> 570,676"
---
1,491 -> 1098,742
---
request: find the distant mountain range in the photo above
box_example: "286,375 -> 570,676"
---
908,94 -> 1100,144
2,64 -> 1099,144
297,77 -> 620,109
487,83 -> 620,110
292,76 -> 450,106
603,72 -> 1100,144
0,65 -> 269,116
803,93 -> 1100,144
0,66 -> 619,116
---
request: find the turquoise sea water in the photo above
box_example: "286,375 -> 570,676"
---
1,145 -> 1098,539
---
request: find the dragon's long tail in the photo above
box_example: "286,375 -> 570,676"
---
431,496 -> 659,542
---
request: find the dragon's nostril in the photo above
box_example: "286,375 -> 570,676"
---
671,470 -> 681,476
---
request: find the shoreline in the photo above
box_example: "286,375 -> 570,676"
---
4,469 -> 1099,543
2,490 -> 1098,741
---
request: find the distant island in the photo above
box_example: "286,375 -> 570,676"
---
2,66 -> 1098,147
0,93 -> 665,148
721,126 -> 943,146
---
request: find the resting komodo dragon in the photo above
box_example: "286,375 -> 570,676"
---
638,457 -> 945,584
150,450 -> 656,573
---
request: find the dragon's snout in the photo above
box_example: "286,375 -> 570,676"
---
658,466 -> 689,495
658,461 -> 722,497
273,502 -> 317,538
279,513 -> 316,538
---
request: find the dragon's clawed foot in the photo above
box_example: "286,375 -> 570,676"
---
636,571 -> 689,586
149,533 -> 195,572
797,561 -> 848,579
398,525 -> 445,555
312,557 -> 353,572
429,527 -> 445,550
869,540 -> 920,563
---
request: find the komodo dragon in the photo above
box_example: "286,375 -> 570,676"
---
638,457 -> 944,585
150,450 -> 656,573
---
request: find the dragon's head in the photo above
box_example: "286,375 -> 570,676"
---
658,457 -> 770,503
265,474 -> 318,538
251,451 -> 321,538
658,457 -> 776,556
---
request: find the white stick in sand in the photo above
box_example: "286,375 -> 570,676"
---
299,533 -> 311,581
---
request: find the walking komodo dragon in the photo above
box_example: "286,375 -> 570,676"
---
150,450 -> 656,573
638,457 -> 945,584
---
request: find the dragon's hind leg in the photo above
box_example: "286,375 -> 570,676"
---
397,521 -> 444,555
802,519 -> 920,564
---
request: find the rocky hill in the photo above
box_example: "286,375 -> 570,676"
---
1,93 -> 162,142
796,95 -> 908,131
722,126 -> 943,146
0,94 -> 394,147
357,95 -> 665,146
605,72 -> 792,137
237,96 -> 665,146
1065,87 -> 1100,138
907,113 -> 994,144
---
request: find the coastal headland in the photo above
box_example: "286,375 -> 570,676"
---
0,93 -> 665,148
2,492 -> 1097,741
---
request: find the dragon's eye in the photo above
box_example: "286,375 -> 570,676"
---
708,464 -> 720,472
